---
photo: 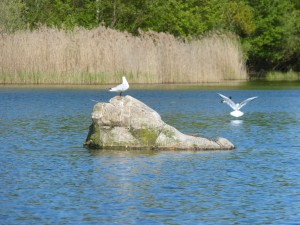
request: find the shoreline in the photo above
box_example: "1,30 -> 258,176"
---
1,80 -> 300,90
0,80 -> 246,89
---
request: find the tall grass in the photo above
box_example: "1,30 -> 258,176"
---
265,70 -> 300,81
0,27 -> 248,84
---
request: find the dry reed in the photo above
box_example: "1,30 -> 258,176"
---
0,26 -> 248,84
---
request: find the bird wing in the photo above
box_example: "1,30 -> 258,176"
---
218,93 -> 238,110
109,83 -> 129,92
109,76 -> 129,92
109,83 -> 123,92
237,96 -> 258,110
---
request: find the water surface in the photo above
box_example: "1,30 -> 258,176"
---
0,86 -> 299,224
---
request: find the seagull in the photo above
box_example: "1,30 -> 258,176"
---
218,93 -> 258,117
109,76 -> 129,96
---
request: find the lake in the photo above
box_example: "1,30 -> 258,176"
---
1,84 -> 300,224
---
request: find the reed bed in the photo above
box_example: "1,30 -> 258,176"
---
0,27 -> 248,84
265,70 -> 300,81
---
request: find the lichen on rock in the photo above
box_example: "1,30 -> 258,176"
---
85,95 -> 234,151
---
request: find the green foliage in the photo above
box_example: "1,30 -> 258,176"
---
22,0 -> 96,29
140,0 -> 206,38
223,1 -> 256,36
0,0 -> 26,32
1,0 -> 299,73
246,0 -> 300,71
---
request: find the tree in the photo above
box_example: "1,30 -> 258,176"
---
139,0 -> 205,38
2,0 -> 299,72
246,0 -> 300,71
23,0 -> 98,29
0,0 -> 26,33
223,1 -> 255,37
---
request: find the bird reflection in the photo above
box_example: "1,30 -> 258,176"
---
231,119 -> 243,126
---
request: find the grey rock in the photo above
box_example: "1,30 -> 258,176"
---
85,95 -> 234,150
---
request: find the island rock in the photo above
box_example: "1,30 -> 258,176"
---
85,95 -> 234,150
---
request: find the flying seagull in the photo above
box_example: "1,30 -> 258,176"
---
109,76 -> 129,96
218,93 -> 258,117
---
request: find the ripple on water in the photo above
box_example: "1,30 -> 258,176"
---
0,88 -> 300,224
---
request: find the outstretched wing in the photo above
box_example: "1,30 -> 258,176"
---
218,93 -> 237,110
237,96 -> 258,110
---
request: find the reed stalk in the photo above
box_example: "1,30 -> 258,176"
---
0,26 -> 248,84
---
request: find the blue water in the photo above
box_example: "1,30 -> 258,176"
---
1,87 -> 300,224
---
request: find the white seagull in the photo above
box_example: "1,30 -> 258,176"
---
218,93 -> 258,117
109,76 -> 129,96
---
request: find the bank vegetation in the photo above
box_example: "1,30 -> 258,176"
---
0,27 -> 247,84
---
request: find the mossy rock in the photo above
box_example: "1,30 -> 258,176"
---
85,95 -> 235,150
131,128 -> 159,146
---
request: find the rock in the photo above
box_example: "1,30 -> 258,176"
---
85,95 -> 234,151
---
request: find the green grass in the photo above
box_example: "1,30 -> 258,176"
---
265,71 -> 300,81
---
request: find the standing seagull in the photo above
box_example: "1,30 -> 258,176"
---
218,93 -> 258,117
109,76 -> 129,96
